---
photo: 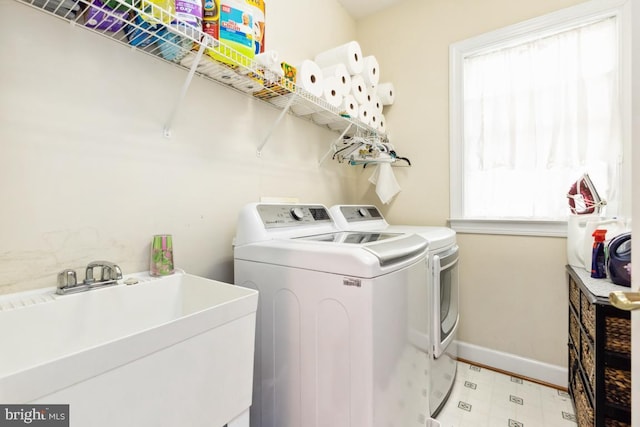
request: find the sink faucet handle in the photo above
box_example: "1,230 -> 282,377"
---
57,269 -> 77,289
104,264 -> 123,281
85,261 -> 123,283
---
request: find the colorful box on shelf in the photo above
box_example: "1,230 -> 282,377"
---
281,62 -> 296,84
253,61 -> 296,100
123,0 -> 201,63
203,0 -> 255,67
84,0 -> 130,32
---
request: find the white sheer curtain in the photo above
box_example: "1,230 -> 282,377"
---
462,17 -> 621,219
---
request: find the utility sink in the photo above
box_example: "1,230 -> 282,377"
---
0,271 -> 258,427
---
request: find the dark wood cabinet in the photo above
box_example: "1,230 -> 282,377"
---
567,266 -> 632,427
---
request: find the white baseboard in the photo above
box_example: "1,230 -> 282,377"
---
456,341 -> 568,388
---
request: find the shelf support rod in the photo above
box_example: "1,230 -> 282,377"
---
256,93 -> 297,156
319,122 -> 352,165
163,38 -> 209,138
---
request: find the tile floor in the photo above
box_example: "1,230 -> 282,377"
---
434,361 -> 576,427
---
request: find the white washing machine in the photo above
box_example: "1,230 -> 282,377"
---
329,205 -> 459,417
233,203 -> 433,427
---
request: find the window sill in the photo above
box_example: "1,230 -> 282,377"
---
447,218 -> 567,237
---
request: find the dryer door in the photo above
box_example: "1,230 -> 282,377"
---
433,246 -> 459,358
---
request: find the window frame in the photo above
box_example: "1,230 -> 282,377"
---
449,0 -> 631,237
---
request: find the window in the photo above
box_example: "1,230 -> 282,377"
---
449,0 -> 631,236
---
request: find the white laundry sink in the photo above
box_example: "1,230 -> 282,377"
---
0,271 -> 258,427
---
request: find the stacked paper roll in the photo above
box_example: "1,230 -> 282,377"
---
312,92 -> 356,125
378,114 -> 386,134
180,53 -> 226,77
377,82 -> 395,106
254,50 -> 285,78
374,96 -> 383,114
358,102 -> 372,126
322,76 -> 343,108
310,77 -> 343,124
311,42 -> 394,132
295,60 -> 324,97
321,63 -> 352,97
350,74 -> 368,104
202,60 -> 238,83
179,52 -> 201,69
368,87 -> 383,114
370,111 -> 379,129
254,50 -> 278,67
340,94 -> 359,119
314,40 -> 364,75
231,75 -> 264,93
288,60 -> 325,115
361,55 -> 380,88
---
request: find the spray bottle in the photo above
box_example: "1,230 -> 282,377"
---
590,229 -> 607,278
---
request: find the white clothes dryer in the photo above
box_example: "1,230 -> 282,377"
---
329,205 -> 459,417
234,203 -> 432,427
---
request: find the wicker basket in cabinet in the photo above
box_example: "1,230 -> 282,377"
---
567,266 -> 632,427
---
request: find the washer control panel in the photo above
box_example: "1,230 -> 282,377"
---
257,204 -> 332,229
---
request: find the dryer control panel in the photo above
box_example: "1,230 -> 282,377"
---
257,204 -> 332,229
338,205 -> 384,223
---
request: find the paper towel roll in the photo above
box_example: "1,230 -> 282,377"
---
369,110 -> 379,129
294,60 -> 324,98
292,75 -> 342,116
204,61 -> 238,83
350,74 -> 368,104
311,88 -> 352,125
231,75 -> 264,93
373,95 -> 383,114
340,94 -> 359,119
322,76 -> 343,108
368,87 -> 383,113
314,41 -> 364,75
253,50 -> 285,79
314,99 -> 358,126
265,66 -> 285,80
365,91 -> 372,105
358,102 -> 372,126
180,52 -> 215,74
289,60 -> 324,115
377,82 -> 395,105
361,55 -> 380,88
378,113 -> 387,134
321,63 -> 352,97
179,51 -> 198,68
255,50 -> 279,68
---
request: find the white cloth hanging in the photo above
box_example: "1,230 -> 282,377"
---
369,162 -> 401,204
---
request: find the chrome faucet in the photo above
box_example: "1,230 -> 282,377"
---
85,261 -> 123,284
56,261 -> 122,295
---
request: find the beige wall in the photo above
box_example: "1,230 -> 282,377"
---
0,0 -> 357,294
356,0 -> 588,369
1,0 -> 622,377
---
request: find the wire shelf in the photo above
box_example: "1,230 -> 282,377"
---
15,0 -> 385,141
